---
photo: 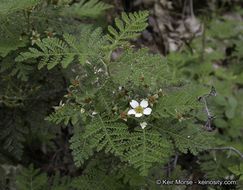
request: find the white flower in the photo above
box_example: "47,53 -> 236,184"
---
140,122 -> 147,129
80,108 -> 85,114
127,100 -> 152,117
30,30 -> 40,45
53,101 -> 64,110
92,111 -> 97,115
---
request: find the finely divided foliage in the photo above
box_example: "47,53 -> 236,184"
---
122,128 -> 173,176
16,27 -> 106,69
2,0 -> 243,188
0,0 -> 41,16
67,0 -> 113,18
70,117 -> 130,166
156,120 -> 213,155
106,11 -> 149,50
110,48 -> 169,87
1,0 -> 221,186
0,0 -> 41,57
16,164 -> 48,190
155,91 -> 202,118
40,11 -> 214,176
69,126 -> 95,167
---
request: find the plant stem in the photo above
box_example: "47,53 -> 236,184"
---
100,58 -> 111,77
200,22 -> 206,60
206,147 -> 243,159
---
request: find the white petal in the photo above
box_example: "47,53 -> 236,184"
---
140,100 -> 148,108
140,122 -> 147,129
135,113 -> 143,117
127,109 -> 136,115
143,108 -> 152,115
130,100 -> 139,108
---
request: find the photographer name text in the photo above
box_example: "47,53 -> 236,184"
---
156,179 -> 237,186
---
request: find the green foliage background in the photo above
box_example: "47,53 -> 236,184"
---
0,0 -> 242,190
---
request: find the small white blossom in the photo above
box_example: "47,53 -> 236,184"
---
30,30 -> 40,45
127,100 -> 152,117
140,122 -> 147,129
80,108 -> 85,114
53,101 -> 64,110
92,111 -> 97,115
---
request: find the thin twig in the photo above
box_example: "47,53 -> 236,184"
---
190,0 -> 194,18
202,97 -> 210,118
198,86 -> 217,131
173,154 -> 178,168
100,58 -> 110,77
200,23 -> 206,60
182,0 -> 188,19
206,147 -> 243,159
167,161 -> 171,177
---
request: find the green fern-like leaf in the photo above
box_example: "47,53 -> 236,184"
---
155,91 -> 201,118
117,166 -> 146,187
10,63 -> 33,81
45,103 -> 81,126
70,118 -> 129,167
48,171 -> 73,190
157,120 -> 214,155
0,37 -> 28,58
65,0 -> 113,19
16,27 -> 106,70
122,127 -> 173,176
16,164 -> 48,190
84,118 -> 129,154
206,19 -> 243,40
0,57 -> 15,72
72,167 -> 123,190
110,48 -> 169,88
0,56 -> 33,81
0,1 -> 33,58
105,11 -> 149,50
0,116 -> 28,160
0,0 -> 41,17
233,39 -> 243,58
69,125 -> 95,167
200,152 -> 233,180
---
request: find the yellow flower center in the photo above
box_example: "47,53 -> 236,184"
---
135,106 -> 144,114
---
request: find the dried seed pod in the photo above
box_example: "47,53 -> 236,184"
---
177,113 -> 183,120
121,112 -> 128,119
72,80 -> 79,87
148,96 -> 155,104
84,98 -> 92,104
158,91 -> 163,98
